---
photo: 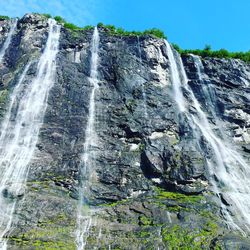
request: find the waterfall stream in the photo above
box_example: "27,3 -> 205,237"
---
76,27 -> 100,250
165,41 -> 250,232
0,19 -> 60,249
190,55 -> 250,232
0,19 -> 17,63
165,41 -> 186,112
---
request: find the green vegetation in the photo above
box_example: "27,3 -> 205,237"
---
32,15 -> 166,37
82,25 -> 94,31
41,13 -> 52,18
44,14 -> 249,62
161,223 -> 221,249
0,89 -> 9,117
63,22 -> 80,30
53,15 -> 93,31
1,12 -> 249,62
54,15 -> 66,24
155,187 -> 204,203
0,89 -> 8,104
0,15 -> 10,20
9,211 -> 76,249
174,43 -> 250,63
98,197 -> 130,207
97,22 -> 166,39
139,215 -> 152,226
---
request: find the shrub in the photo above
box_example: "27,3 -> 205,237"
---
143,28 -> 166,39
54,16 -> 66,24
64,22 -> 80,30
42,13 -> 51,18
176,44 -> 250,63
0,15 -> 10,20
116,27 -> 125,34
97,22 -> 104,28
204,44 -> 211,51
99,23 -> 166,39
82,25 -> 94,31
51,15 -> 94,31
172,43 -> 181,52
105,24 -> 116,33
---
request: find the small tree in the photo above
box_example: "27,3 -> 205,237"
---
97,22 -> 104,28
54,16 -> 66,24
204,44 -> 211,51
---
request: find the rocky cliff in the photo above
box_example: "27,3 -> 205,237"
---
0,14 -> 250,249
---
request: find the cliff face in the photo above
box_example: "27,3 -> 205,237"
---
0,14 -> 250,249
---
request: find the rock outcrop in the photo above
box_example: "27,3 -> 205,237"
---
0,14 -> 249,249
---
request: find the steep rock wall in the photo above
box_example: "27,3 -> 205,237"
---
0,14 -> 249,249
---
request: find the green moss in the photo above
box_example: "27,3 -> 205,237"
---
139,215 -> 152,226
10,211 -> 76,249
99,197 -> 130,208
0,89 -> 8,104
10,235 -> 75,249
138,143 -> 145,152
137,230 -> 151,238
161,223 -> 221,249
155,187 -> 204,203
0,89 -> 9,117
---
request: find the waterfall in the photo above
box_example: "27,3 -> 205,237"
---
165,41 -> 186,112
191,55 -> 219,119
76,27 -> 100,250
0,19 -> 60,249
165,41 -> 250,232
137,36 -> 148,120
0,19 -> 17,63
190,55 -> 250,232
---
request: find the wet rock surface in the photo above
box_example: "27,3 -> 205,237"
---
0,14 -> 249,249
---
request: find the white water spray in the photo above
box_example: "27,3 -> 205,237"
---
165,41 -> 186,112
0,19 -> 60,249
76,27 -> 100,250
166,41 -> 250,232
0,19 -> 17,63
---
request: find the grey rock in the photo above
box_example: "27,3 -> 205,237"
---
0,13 -> 249,249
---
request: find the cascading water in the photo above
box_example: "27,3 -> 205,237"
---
165,41 -> 186,112
191,55 -> 219,119
190,55 -> 250,231
165,40 -> 250,232
76,27 -> 100,250
0,19 -> 60,249
137,37 -> 148,120
0,19 -> 17,63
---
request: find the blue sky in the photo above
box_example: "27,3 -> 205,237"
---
0,0 -> 249,51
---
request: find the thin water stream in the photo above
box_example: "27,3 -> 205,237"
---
0,19 -> 60,249
76,27 -> 100,250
